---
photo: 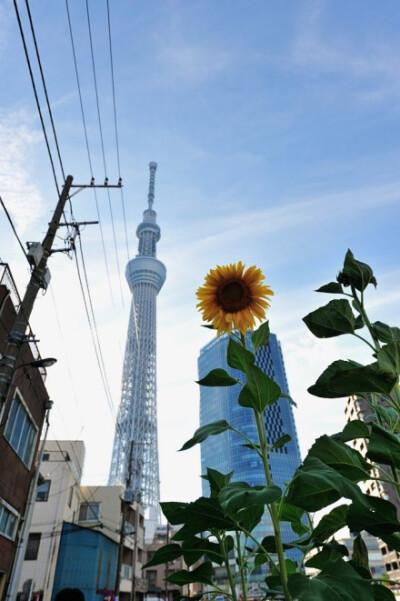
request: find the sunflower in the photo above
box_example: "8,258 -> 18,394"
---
196,261 -> 274,336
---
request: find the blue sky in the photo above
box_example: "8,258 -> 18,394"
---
0,0 -> 399,502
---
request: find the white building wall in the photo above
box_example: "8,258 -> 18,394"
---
18,441 -> 85,601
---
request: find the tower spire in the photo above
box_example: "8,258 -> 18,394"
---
148,161 -> 157,210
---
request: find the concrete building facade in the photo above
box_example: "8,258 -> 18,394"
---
345,395 -> 400,586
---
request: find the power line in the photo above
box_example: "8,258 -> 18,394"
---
13,0 -> 60,196
24,0 -> 66,183
106,0 -> 130,263
65,0 -> 117,309
0,196 -> 29,262
85,0 -> 125,306
72,230 -> 125,446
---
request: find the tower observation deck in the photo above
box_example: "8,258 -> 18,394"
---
108,162 -> 166,542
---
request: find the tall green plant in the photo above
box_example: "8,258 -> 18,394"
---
144,250 -> 400,600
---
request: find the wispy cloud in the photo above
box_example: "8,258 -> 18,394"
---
164,179 -> 399,260
292,1 -> 400,107
0,110 -> 44,233
156,37 -> 231,85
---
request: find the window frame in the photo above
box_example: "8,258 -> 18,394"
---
25,532 -> 42,560
0,498 -> 19,541
78,502 -> 101,522
4,389 -> 38,467
36,479 -> 51,502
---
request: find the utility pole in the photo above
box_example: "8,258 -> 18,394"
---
0,175 -> 73,406
115,441 -> 134,601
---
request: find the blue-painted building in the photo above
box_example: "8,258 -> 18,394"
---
198,332 -> 302,567
52,523 -> 117,601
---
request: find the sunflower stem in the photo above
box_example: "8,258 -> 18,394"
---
254,410 -> 292,601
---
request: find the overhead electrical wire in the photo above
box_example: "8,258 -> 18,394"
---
0,196 -> 29,261
106,0 -> 130,263
24,0 -> 66,184
73,231 -> 124,445
65,0 -> 116,309
13,0 -> 61,196
85,0 -> 125,306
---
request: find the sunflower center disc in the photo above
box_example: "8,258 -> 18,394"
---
218,280 -> 250,312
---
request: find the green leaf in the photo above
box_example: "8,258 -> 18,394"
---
160,501 -> 189,525
171,525 -> 199,541
286,457 -> 369,512
312,505 -> 349,542
166,561 -> 213,585
375,405 -> 400,433
270,434 -> 291,451
236,503 -> 264,532
337,249 -> 377,292
315,282 -> 344,294
288,558 -> 374,601
181,537 -> 225,566
143,543 -> 183,568
307,435 -> 372,481
178,497 -> 236,533
227,338 -> 254,372
333,420 -> 370,442
351,534 -> 370,572
238,363 -> 281,411
308,359 -> 398,398
218,482 -> 281,515
252,321 -> 270,351
367,423 -> 400,470
305,542 -> 348,570
377,342 -> 400,374
372,585 -> 396,601
266,559 -> 297,591
280,391 -> 297,407
347,495 -> 400,536
379,533 -> 400,552
279,501 -> 309,536
372,321 -> 400,343
196,368 -> 239,387
179,420 -> 233,451
303,299 -> 363,338
202,468 -> 234,497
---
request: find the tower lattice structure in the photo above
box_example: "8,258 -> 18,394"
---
109,162 -> 166,541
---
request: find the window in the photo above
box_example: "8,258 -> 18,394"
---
4,393 -> 37,466
147,570 -> 157,590
36,480 -> 51,502
42,453 -> 50,461
78,502 -> 100,522
0,501 -> 18,540
25,533 -> 41,560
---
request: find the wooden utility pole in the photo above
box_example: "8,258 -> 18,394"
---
0,175 -> 74,406
115,441 -> 134,600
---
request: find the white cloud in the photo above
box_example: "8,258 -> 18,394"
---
0,110 -> 45,233
292,2 -> 400,107
155,33 -> 231,85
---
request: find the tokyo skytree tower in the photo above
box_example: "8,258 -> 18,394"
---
109,162 -> 166,541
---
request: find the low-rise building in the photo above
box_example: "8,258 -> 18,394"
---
18,440 -> 146,601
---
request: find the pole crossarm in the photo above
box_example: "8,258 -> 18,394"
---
0,175 -> 74,406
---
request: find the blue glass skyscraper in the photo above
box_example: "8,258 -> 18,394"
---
198,332 -> 302,559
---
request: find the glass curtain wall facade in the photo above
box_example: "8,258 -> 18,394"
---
198,332 -> 302,566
